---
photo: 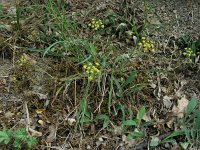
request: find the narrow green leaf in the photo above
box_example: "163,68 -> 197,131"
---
127,131 -> 144,140
195,36 -> 200,47
137,106 -> 145,127
123,120 -> 137,126
194,110 -> 200,130
186,98 -> 198,114
88,42 -> 96,57
122,71 -> 137,88
191,42 -> 196,52
103,120 -> 110,128
108,75 -> 113,114
81,116 -> 92,123
113,77 -> 123,97
95,114 -> 109,121
117,104 -> 125,121
162,130 -> 185,142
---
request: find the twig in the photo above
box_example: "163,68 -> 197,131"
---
24,101 -> 30,133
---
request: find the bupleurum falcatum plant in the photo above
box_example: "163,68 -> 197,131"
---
138,37 -> 155,53
17,55 -> 29,66
83,62 -> 101,81
87,18 -> 105,31
183,47 -> 196,63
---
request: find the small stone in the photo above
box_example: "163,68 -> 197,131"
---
173,10 -> 177,14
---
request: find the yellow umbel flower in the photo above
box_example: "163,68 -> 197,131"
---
88,18 -> 105,31
138,37 -> 155,53
183,47 -> 195,63
83,62 -> 101,81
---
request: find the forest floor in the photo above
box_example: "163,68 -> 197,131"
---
0,0 -> 200,150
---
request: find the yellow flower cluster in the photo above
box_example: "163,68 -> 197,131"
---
138,37 -> 155,53
183,47 -> 195,63
88,18 -> 104,31
17,55 -> 28,66
83,62 -> 100,81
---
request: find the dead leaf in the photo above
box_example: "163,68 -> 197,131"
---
29,128 -> 42,137
38,120 -> 46,127
166,117 -> 175,129
66,118 -> 76,126
172,95 -> 188,118
35,109 -> 45,114
46,125 -> 57,143
163,96 -> 173,109
143,111 -> 151,122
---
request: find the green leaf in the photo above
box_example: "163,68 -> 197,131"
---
95,114 -> 110,128
103,120 -> 110,128
14,139 -> 21,148
127,131 -> 144,140
108,75 -> 113,114
180,142 -> 189,150
137,106 -> 145,127
162,130 -> 185,142
26,137 -> 36,149
95,114 -> 109,121
122,71 -> 137,88
194,110 -> 200,130
81,116 -> 92,123
113,77 -> 123,97
0,130 -> 11,144
150,137 -> 159,147
14,128 -> 27,141
191,42 -> 196,52
195,36 -> 200,48
186,98 -> 198,114
123,120 -> 137,126
116,104 -> 126,121
88,42 -> 96,57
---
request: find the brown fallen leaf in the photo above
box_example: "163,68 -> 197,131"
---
29,128 -> 42,137
46,125 -> 57,143
172,95 -> 188,118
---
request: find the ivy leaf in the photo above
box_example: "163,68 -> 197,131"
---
0,130 -> 11,144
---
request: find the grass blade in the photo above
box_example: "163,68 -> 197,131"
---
186,98 -> 198,115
